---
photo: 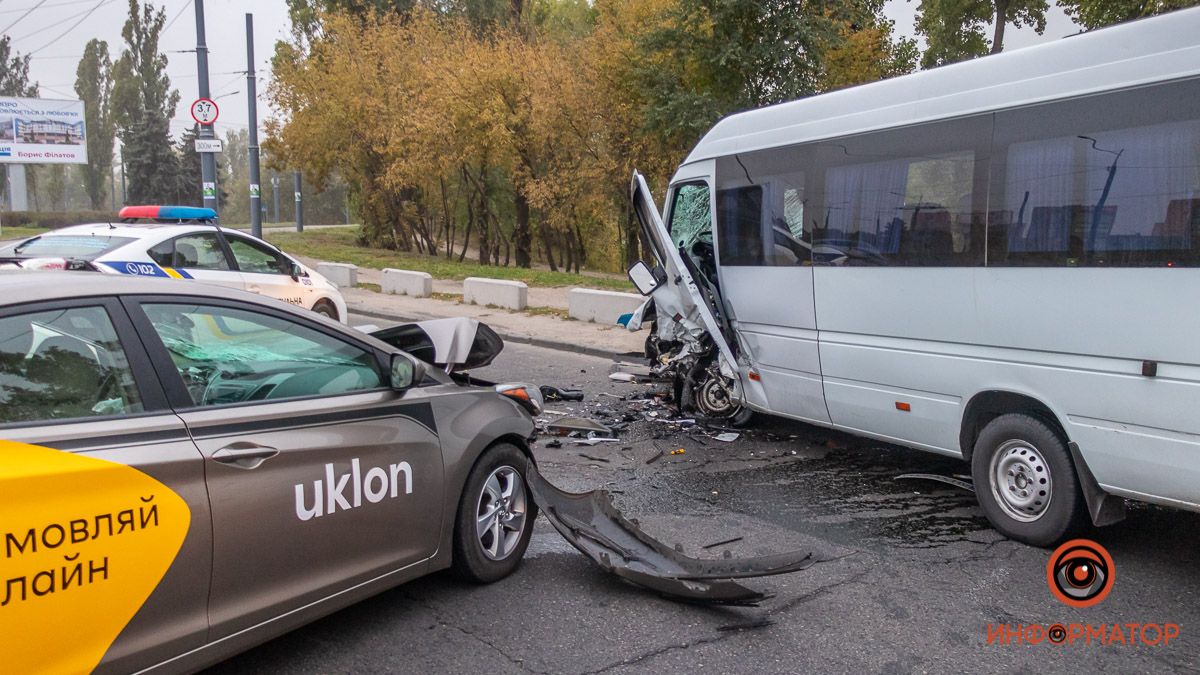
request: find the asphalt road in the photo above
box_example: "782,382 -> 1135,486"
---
207,316 -> 1200,674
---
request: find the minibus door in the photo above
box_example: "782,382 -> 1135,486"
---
630,171 -> 739,383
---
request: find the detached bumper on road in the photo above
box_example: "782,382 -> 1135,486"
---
527,466 -> 814,605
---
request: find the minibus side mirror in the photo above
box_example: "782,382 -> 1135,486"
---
628,261 -> 660,296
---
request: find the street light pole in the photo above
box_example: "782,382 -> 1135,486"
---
194,0 -> 217,214
245,13 -> 262,238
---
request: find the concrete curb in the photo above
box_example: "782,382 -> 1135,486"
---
347,305 -> 641,361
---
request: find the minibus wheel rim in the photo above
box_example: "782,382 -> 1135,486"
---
696,376 -> 739,417
989,439 -> 1053,522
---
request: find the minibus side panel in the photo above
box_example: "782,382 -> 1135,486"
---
719,270 -> 829,424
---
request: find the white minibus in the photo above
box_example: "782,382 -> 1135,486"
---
627,8 -> 1200,546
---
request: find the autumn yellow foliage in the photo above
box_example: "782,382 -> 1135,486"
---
267,1 -> 915,273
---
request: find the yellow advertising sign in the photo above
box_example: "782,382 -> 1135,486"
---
0,440 -> 190,674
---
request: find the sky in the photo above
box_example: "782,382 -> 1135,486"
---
2,0 -> 1083,143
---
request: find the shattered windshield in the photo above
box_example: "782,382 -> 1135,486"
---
669,183 -> 713,253
144,303 -> 382,407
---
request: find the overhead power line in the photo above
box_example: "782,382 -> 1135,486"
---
0,0 -> 48,34
0,0 -> 95,16
28,0 -> 114,55
162,0 -> 192,33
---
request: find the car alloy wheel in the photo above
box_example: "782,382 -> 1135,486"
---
475,465 -> 528,561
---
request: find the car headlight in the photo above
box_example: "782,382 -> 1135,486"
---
495,383 -> 544,416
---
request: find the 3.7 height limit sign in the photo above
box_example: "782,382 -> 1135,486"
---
190,98 -> 219,126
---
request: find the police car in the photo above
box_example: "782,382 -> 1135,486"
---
0,205 -> 348,322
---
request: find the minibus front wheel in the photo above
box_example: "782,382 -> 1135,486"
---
970,413 -> 1087,547
693,370 -> 754,427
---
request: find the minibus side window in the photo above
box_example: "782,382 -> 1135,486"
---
810,115 -> 989,267
715,153 -> 810,266
990,78 -> 1200,267
716,186 -> 765,266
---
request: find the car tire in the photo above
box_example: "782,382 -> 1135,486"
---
451,443 -> 537,583
311,299 -> 338,321
971,413 -> 1087,547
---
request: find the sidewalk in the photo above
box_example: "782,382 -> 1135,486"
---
346,262 -> 572,310
341,286 -> 646,359
297,253 -> 646,358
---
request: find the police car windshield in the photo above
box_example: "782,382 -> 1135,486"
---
6,234 -> 135,260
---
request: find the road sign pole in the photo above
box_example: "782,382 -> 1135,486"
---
245,13 -> 262,239
194,0 -> 218,215
271,172 -> 280,223
294,171 -> 303,233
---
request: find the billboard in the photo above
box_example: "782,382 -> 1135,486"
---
0,97 -> 87,165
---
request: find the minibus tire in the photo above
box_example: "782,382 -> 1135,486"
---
970,414 -> 1086,547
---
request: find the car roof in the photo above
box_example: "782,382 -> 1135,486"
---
32,223 -> 256,241
1,270 -> 271,307
680,7 -> 1200,168
21,223 -> 278,249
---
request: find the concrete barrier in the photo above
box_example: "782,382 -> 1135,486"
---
464,277 -> 527,310
316,262 -> 358,288
381,268 -> 433,297
568,288 -> 646,324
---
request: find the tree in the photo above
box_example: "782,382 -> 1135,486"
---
75,40 -> 116,210
176,125 -> 202,206
111,0 -> 182,205
0,36 -> 38,210
268,1 -> 925,274
174,125 -> 228,207
914,0 -> 1048,68
220,128 -> 250,222
629,1 -> 911,158
0,36 -> 38,97
1058,0 -> 1200,28
821,4 -> 919,91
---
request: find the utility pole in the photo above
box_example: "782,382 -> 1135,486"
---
245,13 -> 262,238
294,171 -> 303,232
194,0 -> 217,214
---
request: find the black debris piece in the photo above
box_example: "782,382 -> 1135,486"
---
527,466 -> 814,605
541,385 -> 585,402
702,536 -> 745,550
894,473 -> 974,492
717,618 -> 774,632
547,416 -> 614,438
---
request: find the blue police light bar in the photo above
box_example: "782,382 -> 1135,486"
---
118,205 -> 218,222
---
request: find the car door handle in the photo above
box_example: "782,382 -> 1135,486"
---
213,443 -> 279,470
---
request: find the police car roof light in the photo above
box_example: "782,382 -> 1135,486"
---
118,205 -> 218,222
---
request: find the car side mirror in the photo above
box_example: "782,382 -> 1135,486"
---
628,261 -> 660,296
289,261 -> 306,280
389,352 -> 425,390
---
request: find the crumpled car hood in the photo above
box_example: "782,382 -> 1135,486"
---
527,466 -> 813,605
